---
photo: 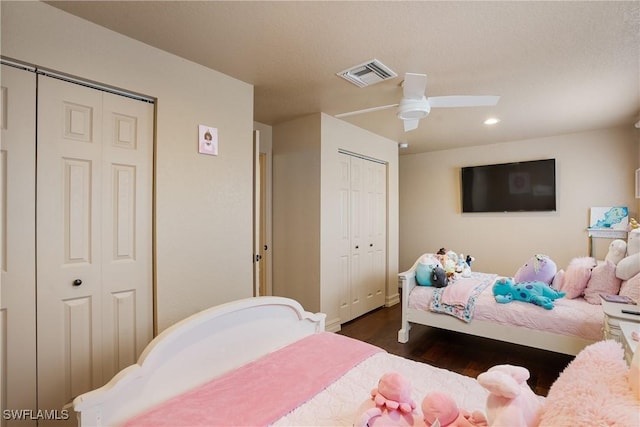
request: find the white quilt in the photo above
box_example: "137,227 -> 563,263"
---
273,352 -> 490,426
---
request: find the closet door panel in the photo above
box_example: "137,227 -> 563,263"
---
371,162 -> 386,308
100,91 -> 153,380
337,154 -> 351,321
0,64 -> 37,427
37,76 -> 104,418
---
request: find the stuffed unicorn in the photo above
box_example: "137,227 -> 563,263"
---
477,365 -> 542,427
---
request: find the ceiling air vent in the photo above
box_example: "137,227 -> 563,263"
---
337,59 -> 397,88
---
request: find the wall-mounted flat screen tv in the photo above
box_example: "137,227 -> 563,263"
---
461,159 -> 556,213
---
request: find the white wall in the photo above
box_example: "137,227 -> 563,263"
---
272,113 -> 399,329
2,1 -> 255,332
399,127 -> 639,277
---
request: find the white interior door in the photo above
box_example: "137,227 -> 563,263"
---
253,130 -> 261,296
36,75 -> 153,424
1,64 -> 37,427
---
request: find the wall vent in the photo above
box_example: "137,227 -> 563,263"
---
337,59 -> 397,88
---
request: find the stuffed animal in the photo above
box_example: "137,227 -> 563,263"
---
616,229 -> 640,281
416,254 -> 443,286
422,392 -> 488,427
513,254 -> 557,285
465,255 -> 475,267
604,239 -> 627,265
432,267 -> 449,288
492,277 -> 565,310
552,256 -> 596,299
354,372 -> 418,427
476,365 -> 542,427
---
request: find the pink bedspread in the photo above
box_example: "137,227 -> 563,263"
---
123,332 -> 383,427
409,272 -> 604,341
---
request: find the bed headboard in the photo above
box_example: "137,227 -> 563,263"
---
73,296 -> 325,427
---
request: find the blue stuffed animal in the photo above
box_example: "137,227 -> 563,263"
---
492,277 -> 565,310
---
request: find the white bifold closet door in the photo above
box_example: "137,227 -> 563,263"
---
1,64 -> 38,427
338,152 -> 386,323
36,75 -> 153,425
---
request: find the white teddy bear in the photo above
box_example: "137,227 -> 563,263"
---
616,229 -> 640,280
605,239 -> 627,265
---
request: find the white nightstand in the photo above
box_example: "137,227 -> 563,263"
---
601,298 -> 640,342
619,321 -> 639,365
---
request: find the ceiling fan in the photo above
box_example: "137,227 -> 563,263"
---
335,73 -> 500,132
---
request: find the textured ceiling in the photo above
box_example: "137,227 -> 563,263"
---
47,1 -> 640,154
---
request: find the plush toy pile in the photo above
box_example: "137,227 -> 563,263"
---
492,254 -> 565,309
354,368 -> 544,427
553,230 -> 640,303
505,236 -> 640,306
415,248 -> 474,288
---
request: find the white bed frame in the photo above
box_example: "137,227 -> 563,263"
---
72,296 -> 325,427
397,256 -> 596,356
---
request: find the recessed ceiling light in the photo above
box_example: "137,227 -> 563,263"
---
398,142 -> 409,149
484,118 -> 500,125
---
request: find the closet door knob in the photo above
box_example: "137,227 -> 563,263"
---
355,245 -> 359,249
370,243 -> 373,247
72,279 -> 83,287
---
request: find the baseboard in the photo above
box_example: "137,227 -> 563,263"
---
325,317 -> 342,333
385,292 -> 400,307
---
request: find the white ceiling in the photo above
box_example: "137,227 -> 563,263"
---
47,1 -> 640,154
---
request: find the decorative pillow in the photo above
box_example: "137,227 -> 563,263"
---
627,229 -> 640,256
551,269 -> 564,290
539,340 -> 639,427
559,257 -> 596,299
583,260 -> 621,304
619,272 -> 640,302
615,253 -> 640,281
514,254 -> 557,284
415,255 -> 442,286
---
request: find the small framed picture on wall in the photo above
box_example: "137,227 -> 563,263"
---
198,125 -> 218,156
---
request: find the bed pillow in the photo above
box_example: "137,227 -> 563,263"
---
539,340 -> 639,427
616,252 -> 640,281
557,257 -> 596,299
618,272 -> 640,302
583,261 -> 621,304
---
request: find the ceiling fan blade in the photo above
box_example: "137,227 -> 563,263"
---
334,103 -> 399,118
428,95 -> 500,108
403,119 -> 420,132
402,73 -> 427,100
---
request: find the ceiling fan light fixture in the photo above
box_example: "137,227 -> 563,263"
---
484,117 -> 500,125
397,97 -> 430,120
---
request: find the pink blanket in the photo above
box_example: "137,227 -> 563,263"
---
123,332 -> 383,427
440,278 -> 482,306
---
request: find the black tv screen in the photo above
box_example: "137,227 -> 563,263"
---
461,159 -> 556,213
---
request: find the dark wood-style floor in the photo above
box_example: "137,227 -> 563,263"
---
337,300 -> 574,396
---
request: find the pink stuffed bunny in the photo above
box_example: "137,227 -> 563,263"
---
422,392 -> 488,427
354,372 -> 418,427
476,365 -> 542,427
